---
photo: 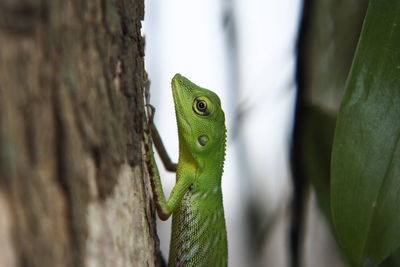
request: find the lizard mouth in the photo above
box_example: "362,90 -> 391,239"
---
171,75 -> 192,131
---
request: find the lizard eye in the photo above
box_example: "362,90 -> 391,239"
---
197,100 -> 207,111
193,97 -> 211,116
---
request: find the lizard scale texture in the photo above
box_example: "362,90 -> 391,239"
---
169,177 -> 228,266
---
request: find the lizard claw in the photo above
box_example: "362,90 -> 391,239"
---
146,104 -> 156,123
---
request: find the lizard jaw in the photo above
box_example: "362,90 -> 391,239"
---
171,74 -> 192,132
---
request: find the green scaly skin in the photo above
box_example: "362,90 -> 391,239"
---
147,74 -> 227,267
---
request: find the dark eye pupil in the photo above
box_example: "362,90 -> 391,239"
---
197,101 -> 206,110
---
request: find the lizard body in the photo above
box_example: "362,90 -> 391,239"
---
147,74 -> 227,267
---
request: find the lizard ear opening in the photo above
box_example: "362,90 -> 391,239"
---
197,135 -> 209,146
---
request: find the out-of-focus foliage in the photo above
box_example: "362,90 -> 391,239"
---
381,249 -> 400,267
299,0 -> 368,111
297,0 -> 368,218
294,0 -> 367,266
299,105 -> 335,221
331,1 -> 400,266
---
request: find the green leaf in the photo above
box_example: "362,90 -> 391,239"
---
331,1 -> 400,266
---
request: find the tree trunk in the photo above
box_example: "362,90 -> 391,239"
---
0,1 -> 159,266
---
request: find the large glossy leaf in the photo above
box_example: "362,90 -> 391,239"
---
331,1 -> 400,266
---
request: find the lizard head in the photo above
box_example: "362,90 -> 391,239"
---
171,74 -> 226,165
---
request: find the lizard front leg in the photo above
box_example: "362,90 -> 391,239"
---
146,104 -> 193,220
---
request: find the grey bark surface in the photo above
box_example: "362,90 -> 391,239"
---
0,1 -> 159,266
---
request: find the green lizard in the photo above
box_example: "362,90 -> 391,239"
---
146,74 -> 228,267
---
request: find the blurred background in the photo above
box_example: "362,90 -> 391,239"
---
143,0 -> 368,266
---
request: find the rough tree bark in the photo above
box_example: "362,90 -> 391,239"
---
0,1 -> 159,266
